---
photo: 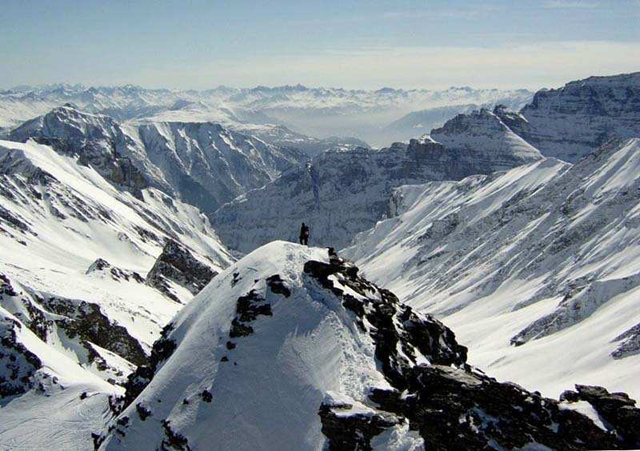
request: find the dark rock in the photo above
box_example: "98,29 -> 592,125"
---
611,323 -> 640,359
0,315 -> 43,397
318,401 -> 401,451
146,240 -> 218,301
201,390 -> 212,403
120,323 -> 176,411
85,258 -> 144,283
135,403 -> 151,421
266,274 -> 291,297
229,290 -> 272,339
161,419 -> 190,451
304,250 -> 637,450
560,385 -> 640,447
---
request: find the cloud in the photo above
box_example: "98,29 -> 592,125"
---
129,41 -> 640,91
544,0 -> 600,9
380,6 -> 500,20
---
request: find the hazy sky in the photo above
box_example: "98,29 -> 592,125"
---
2,0 -> 639,90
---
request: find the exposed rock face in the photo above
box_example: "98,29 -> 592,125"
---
120,323 -> 176,410
305,254 -> 635,450
561,385 -> 640,448
98,243 -> 640,450
9,105 -> 306,216
0,313 -> 42,396
509,72 -> 640,162
10,105 -> 149,198
612,323 -> 640,359
213,131 -> 541,253
430,107 -> 543,173
146,240 -> 218,302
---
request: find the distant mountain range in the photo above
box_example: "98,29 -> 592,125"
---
0,83 -> 534,146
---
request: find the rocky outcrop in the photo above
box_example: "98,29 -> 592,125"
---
612,323 -> 640,359
120,323 -> 176,410
509,72 -> 640,162
86,258 -> 144,283
146,240 -> 218,302
306,253 -> 638,450
303,255 -> 468,390
0,313 -> 42,397
561,385 -> 640,448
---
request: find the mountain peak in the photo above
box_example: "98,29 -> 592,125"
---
98,242 -> 640,450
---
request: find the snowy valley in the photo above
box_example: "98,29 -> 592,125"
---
1,72 -> 640,450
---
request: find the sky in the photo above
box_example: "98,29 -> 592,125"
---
1,0 -> 639,91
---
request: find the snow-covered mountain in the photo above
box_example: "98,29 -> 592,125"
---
226,85 -> 534,146
0,138 -> 233,449
0,83 -> 534,147
382,104 -> 479,144
213,114 -> 542,254
9,105 -> 306,216
383,92 -> 532,144
97,242 -> 640,450
508,72 -> 640,162
430,107 -> 543,170
2,73 -> 640,450
344,138 -> 640,400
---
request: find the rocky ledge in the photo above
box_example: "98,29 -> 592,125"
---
146,240 -> 218,302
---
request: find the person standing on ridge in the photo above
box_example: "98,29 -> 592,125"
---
299,223 -> 310,246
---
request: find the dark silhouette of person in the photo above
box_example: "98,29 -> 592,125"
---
299,222 -> 310,246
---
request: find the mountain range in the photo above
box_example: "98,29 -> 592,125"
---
0,83 -> 533,146
1,72 -> 640,450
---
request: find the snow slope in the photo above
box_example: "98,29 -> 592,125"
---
0,139 -> 233,449
0,305 -> 121,450
100,242 -> 407,450
344,138 -> 640,400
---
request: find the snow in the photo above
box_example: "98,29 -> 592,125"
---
0,306 -> 120,450
102,242 -> 416,450
0,83 -> 534,148
560,400 -> 607,430
345,139 -> 640,400
0,139 -> 233,449
1,74 -> 639,449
